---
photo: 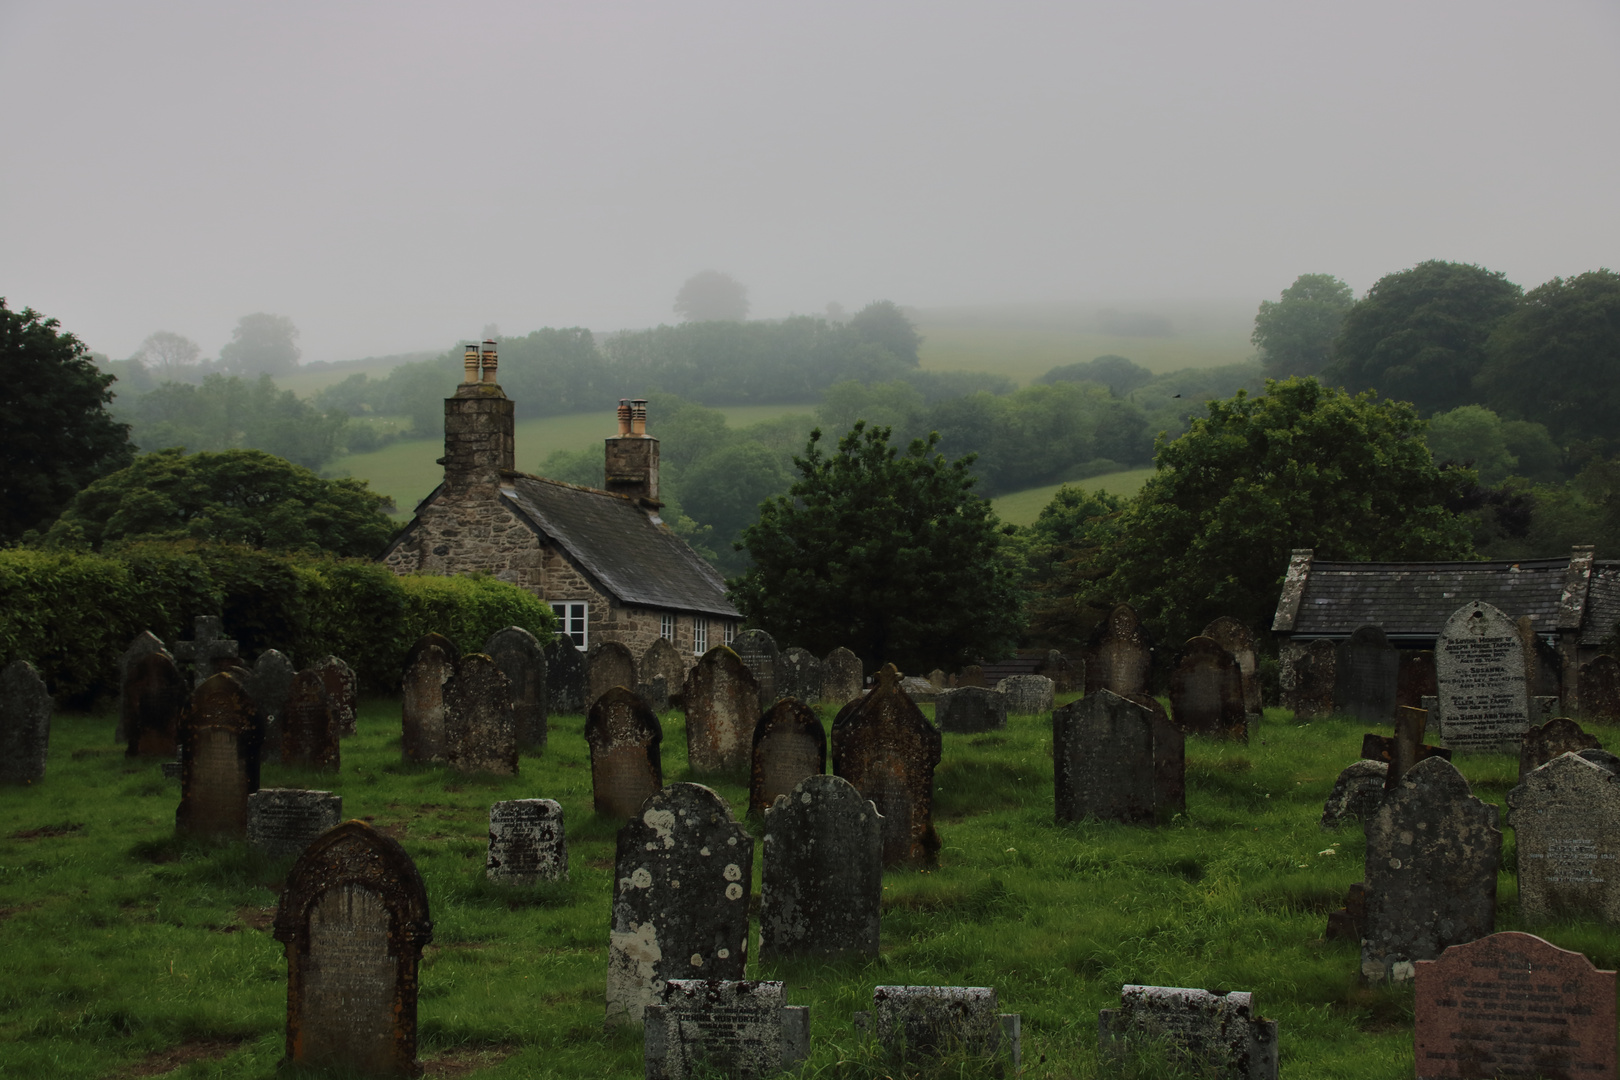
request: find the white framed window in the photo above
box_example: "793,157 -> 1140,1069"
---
660,613 -> 675,642
723,622 -> 735,645
550,602 -> 588,650
693,617 -> 708,655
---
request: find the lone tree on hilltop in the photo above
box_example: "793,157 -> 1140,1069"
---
220,312 -> 301,376
674,270 -> 750,322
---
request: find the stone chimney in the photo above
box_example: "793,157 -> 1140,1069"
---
439,339 -> 514,496
604,397 -> 660,506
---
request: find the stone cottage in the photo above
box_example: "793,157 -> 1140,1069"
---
382,341 -> 740,658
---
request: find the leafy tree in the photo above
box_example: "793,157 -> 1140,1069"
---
730,422 -> 1023,672
673,270 -> 750,322
848,300 -> 923,367
1037,354 -> 1153,396
219,312 -> 301,376
131,330 -> 203,379
0,298 -> 135,543
42,448 -> 396,557
1252,273 -> 1354,378
118,373 -> 348,468
1015,485 -> 1127,646
1327,260 -> 1521,415
1426,405 -> 1517,485
536,446 -> 602,488
678,441 -> 789,574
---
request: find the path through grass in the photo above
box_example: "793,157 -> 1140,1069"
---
991,470 -> 1156,525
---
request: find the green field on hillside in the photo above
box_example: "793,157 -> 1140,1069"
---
991,469 -> 1156,526
915,324 -> 1254,385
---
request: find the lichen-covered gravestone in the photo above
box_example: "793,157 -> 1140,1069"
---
1508,752 -> 1620,925
401,633 -> 456,763
311,655 -> 358,739
443,654 -> 517,775
1582,654 -> 1620,723
281,669 -> 340,772
775,647 -> 823,706
1319,760 -> 1389,831
934,686 -> 1008,734
996,674 -> 1054,716
118,631 -> 166,744
1436,601 -> 1531,755
1336,625 -> 1400,725
821,647 -> 863,707
545,639 -> 587,716
247,788 -> 341,858
485,626 -> 547,750
1204,616 -> 1261,716
606,784 -> 753,1027
588,640 -> 638,709
748,699 -> 826,815
684,646 -> 760,774
858,986 -> 1021,1074
0,660 -> 51,785
1284,638 -> 1337,718
125,649 -> 187,758
644,979 -> 810,1080
1518,717 -> 1603,780
171,615 -> 239,687
245,649 -> 294,760
1099,986 -> 1278,1080
175,671 -> 263,838
641,638 -> 687,711
1054,690 -> 1181,825
1169,636 -> 1247,740
1361,755 -> 1501,983
760,774 -> 882,960
486,798 -> 567,884
273,820 -> 432,1077
586,686 -> 663,818
831,665 -> 942,867
731,629 -> 779,707
1086,603 -> 1152,697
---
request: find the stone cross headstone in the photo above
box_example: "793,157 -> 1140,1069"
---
1397,650 -> 1438,711
1518,717 -> 1602,780
606,783 -> 753,1027
748,699 -> 826,815
1415,932 -> 1616,1080
1508,752 -> 1620,925
443,654 -> 517,775
857,986 -> 1021,1073
1203,617 -> 1261,716
1319,760 -> 1389,831
175,671 -> 263,838
731,629 -> 779,707
1582,654 -> 1620,723
401,633 -> 456,763
1361,755 -> 1501,983
588,640 -> 638,710
247,788 -> 342,858
117,630 -> 166,744
934,686 -> 1008,734
1285,637 -> 1337,718
125,649 -> 187,758
641,638 -> 687,710
486,798 -> 567,884
1099,985 -> 1278,1080
996,674 -> 1054,715
310,655 -> 358,739
245,649 -> 294,760
1436,601 -> 1532,755
821,647 -> 863,707
586,686 -> 663,818
1336,625 -> 1400,725
684,646 -> 760,774
171,615 -> 239,687
760,774 -> 882,960
644,979 -> 810,1080
0,660 -> 51,785
1169,636 -> 1247,740
281,668 -> 340,772
485,626 -> 547,751
831,664 -> 942,867
1086,603 -> 1152,697
273,820 -> 432,1077
544,639 -> 587,716
1054,689 -> 1182,825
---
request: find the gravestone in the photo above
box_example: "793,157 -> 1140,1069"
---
1285,638 -> 1337,718
247,788 -> 342,858
731,629 -> 779,707
760,774 -> 882,960
0,660 -> 52,785
311,655 -> 358,738
485,626 -> 547,750
125,649 -> 188,758
1582,655 -> 1620,722
1053,689 -> 1178,825
586,687 -> 664,818
684,647 -> 759,774
1508,752 -> 1620,925
899,675 -> 939,704
821,647 -> 863,707
1120,692 -> 1187,817
245,650 -> 294,759
171,615 -> 239,687
443,653 -> 518,775
175,672 -> 263,837
641,639 -> 687,709
1086,603 -> 1152,697
1037,649 -> 1078,693
1360,707 -> 1453,791
927,668 -> 947,689
1436,601 -> 1532,755
1414,932 -> 1616,1080
273,820 -> 432,1076
606,783 -> 753,1027
857,986 -> 1021,1073
1362,755 -> 1501,983
831,665 -> 942,867
934,686 -> 1008,734
1099,986 -> 1278,1080
281,669 -> 340,772
1320,760 -> 1389,831
996,674 -> 1054,716
749,699 -> 826,815
1397,650 -> 1439,711
401,634 -> 456,763
776,647 -> 823,706
1519,717 -> 1602,780
486,798 -> 567,884
1336,625 -> 1400,725
1169,636 -> 1247,740
588,640 -> 639,709
118,631 -> 167,743
1583,749 -> 1620,773
544,639 -> 588,716
638,675 -> 671,714
955,665 -> 987,688
1204,617 -> 1261,716
1521,618 -> 1564,700
644,979 -> 810,1080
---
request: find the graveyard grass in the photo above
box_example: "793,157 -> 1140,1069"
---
3,699 -> 1612,1080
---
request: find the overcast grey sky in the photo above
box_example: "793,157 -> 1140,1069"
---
2,1 -> 1615,363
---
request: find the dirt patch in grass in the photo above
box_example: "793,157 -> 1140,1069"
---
423,1043 -> 519,1076
121,1037 -> 245,1077
9,822 -> 84,840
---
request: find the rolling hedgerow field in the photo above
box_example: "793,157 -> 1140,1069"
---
3,699 -> 1609,1079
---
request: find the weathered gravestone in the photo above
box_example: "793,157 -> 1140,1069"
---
175,672 -> 263,837
1099,986 -> 1278,1080
644,979 -> 810,1080
443,654 -> 517,775
172,615 -> 239,687
1521,617 -> 1564,701
281,669 -> 340,772
1508,752 -> 1620,925
1398,650 -> 1439,711
1120,692 -> 1188,817
1583,654 -> 1620,723
311,655 -> 358,738
832,665 -> 942,867
1414,932 -> 1616,1080
1336,625 -> 1399,725
731,629 -> 779,707
589,640 -> 639,709
1362,755 -> 1501,983
641,638 -> 687,711
1320,760 -> 1389,831
776,647 -> 823,706
1037,649 -> 1079,693
586,687 -> 664,818
1519,717 -> 1602,780
485,626 -> 547,750
749,699 -> 826,815
401,633 -> 456,763
273,820 -> 432,1077
996,674 -> 1054,716
606,783 -> 753,1027
1285,638 -> 1337,718
247,788 -> 342,858
955,664 -> 987,688
545,639 -> 588,716
899,675 -> 939,704
821,647 -> 863,707
1054,689 -> 1184,825
1086,603 -> 1152,697
0,660 -> 51,785
684,647 -> 759,774
125,649 -> 187,758
1204,616 -> 1261,716
245,650 -> 294,759
1361,706 -> 1453,791
856,986 -> 1021,1074
486,798 -> 567,884
117,631 -> 167,743
638,675 -> 671,714
927,668 -> 947,689
760,774 -> 882,960
934,686 -> 1007,734
1169,636 -> 1247,740
1436,601 -> 1531,755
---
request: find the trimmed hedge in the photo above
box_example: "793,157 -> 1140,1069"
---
0,541 -> 555,703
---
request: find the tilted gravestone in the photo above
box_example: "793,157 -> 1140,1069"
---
247,788 -> 342,858
1086,603 -> 1152,697
749,699 -> 826,815
0,660 -> 52,785
175,671 -> 263,838
245,649 -> 294,760
776,647 -> 823,706
731,629 -> 779,707
486,798 -> 567,884
1361,755 -> 1501,983
1054,689 -> 1182,825
821,647 -> 863,707
485,626 -> 547,751
1508,752 -> 1620,925
684,647 -> 760,774
1204,616 -> 1261,716
310,655 -> 358,738
760,774 -> 882,960
934,686 -> 1008,734
831,664 -> 942,867
1169,636 -> 1247,740
1582,654 -> 1620,723
644,979 -> 810,1080
544,639 -> 587,716
118,631 -> 166,743
641,638 -> 687,711
1319,760 -> 1389,831
1099,986 -> 1278,1080
606,783 -> 753,1027
281,669 -> 340,772
125,649 -> 187,758
171,615 -> 239,687
1397,650 -> 1438,711
443,654 -> 517,775
857,986 -> 1021,1074
586,686 -> 663,818
1414,932 -> 1617,1080
1336,625 -> 1400,725
1518,716 -> 1602,780
273,820 -> 432,1077
996,674 -> 1054,716
588,640 -> 638,710
1436,601 -> 1532,755
401,634 -> 456,763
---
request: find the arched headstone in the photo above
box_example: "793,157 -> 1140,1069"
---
684,646 -> 759,774
118,631 -> 166,744
0,660 -> 52,785
401,634 -> 456,763
1168,637 -> 1246,740
125,649 -> 187,758
485,626 -> 547,750
731,629 -> 779,707
1335,625 -> 1398,724
1517,717 -> 1602,780
1508,752 -> 1620,925
777,647 -> 824,705
749,699 -> 826,815
282,668 -> 340,772
821,647 -> 863,707
310,656 -> 357,738
585,687 -> 663,818
175,671 -> 263,837
761,774 -> 881,959
587,640 -> 637,709
443,654 -> 517,775
641,638 -> 687,710
1202,617 -> 1260,715
1436,601 -> 1531,755
544,640 -> 587,716
831,665 -> 942,867
996,674 -> 1054,716
1086,604 -> 1152,697
1284,638 -> 1336,718
245,650 -> 294,760
1054,689 -> 1175,824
